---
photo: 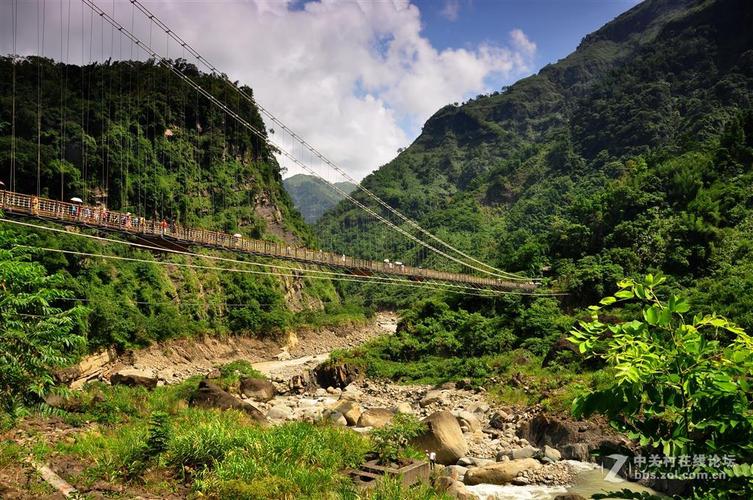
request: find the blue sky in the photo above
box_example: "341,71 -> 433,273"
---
415,0 -> 641,86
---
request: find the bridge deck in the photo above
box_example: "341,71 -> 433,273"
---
0,191 -> 534,292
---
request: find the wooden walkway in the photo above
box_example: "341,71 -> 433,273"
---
0,191 -> 535,292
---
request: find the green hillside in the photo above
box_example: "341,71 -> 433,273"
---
283,173 -> 357,223
318,0 -> 753,325
0,58 -> 351,352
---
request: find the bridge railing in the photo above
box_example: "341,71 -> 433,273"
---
0,190 -> 533,291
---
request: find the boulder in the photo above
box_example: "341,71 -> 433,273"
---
189,381 -> 268,424
275,349 -> 292,361
44,393 -> 84,413
341,383 -> 363,401
488,411 -> 510,429
446,480 -> 473,500
420,390 -> 445,407
411,411 -> 469,465
331,399 -> 362,426
313,361 -> 363,389
325,410 -> 348,426
394,402 -> 414,414
110,368 -> 158,389
443,465 -> 468,480
240,377 -> 276,402
357,408 -> 393,428
544,445 -> 561,462
454,410 -> 482,433
467,402 -> 490,415
463,458 -> 541,486
289,373 -> 311,394
500,445 -> 540,460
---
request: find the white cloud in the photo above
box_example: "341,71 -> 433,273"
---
1,0 -> 536,181
440,0 -> 461,22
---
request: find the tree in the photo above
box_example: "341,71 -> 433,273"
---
569,274 -> 753,497
0,227 -> 86,414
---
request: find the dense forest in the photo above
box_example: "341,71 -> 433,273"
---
0,58 -> 351,353
318,0 -> 753,328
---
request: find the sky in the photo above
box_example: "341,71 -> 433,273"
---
2,0 -> 640,181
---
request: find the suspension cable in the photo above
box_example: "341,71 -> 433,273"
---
78,0 -> 532,283
17,243 -> 507,299
0,217 -> 563,297
127,0 -> 534,282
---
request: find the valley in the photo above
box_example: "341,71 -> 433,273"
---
1,0 -> 752,498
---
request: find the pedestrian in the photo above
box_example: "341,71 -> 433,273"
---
160,219 -> 168,236
429,451 -> 436,470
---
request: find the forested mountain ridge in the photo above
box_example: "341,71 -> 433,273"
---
318,0 -> 753,327
0,57 -> 310,243
0,59 -> 347,352
283,173 -> 357,223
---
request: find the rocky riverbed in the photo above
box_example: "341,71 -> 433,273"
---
188,359 -> 659,499
85,313 -> 657,499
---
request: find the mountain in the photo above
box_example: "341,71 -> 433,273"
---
0,58 -> 344,351
318,0 -> 753,327
283,174 -> 357,223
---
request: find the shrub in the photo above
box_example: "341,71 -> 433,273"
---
0,229 -> 86,413
371,413 -> 426,466
570,274 -> 753,497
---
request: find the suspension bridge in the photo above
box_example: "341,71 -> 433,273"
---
1,0 -> 545,297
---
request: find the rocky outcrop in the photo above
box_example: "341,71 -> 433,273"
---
412,411 -> 469,465
517,414 -> 632,461
463,458 -> 541,486
240,377 -> 276,402
110,368 -> 158,389
189,381 -> 268,424
313,362 -> 363,389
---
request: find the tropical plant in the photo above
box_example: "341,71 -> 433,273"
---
0,227 -> 86,414
371,413 -> 426,466
569,274 -> 753,497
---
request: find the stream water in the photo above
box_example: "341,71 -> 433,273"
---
465,461 -> 661,499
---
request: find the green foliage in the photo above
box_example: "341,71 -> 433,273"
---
371,413 -> 426,466
216,360 -> 264,392
124,411 -> 171,479
0,228 -> 86,413
570,275 -> 753,497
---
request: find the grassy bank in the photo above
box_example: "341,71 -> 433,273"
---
4,368 -> 443,499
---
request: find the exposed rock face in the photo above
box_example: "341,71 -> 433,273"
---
240,377 -> 276,402
357,408 -> 393,428
517,414 -> 632,461
463,458 -> 541,486
189,381 -> 268,424
110,368 -> 158,389
313,362 -> 363,389
412,411 -> 469,465
288,373 -> 313,394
